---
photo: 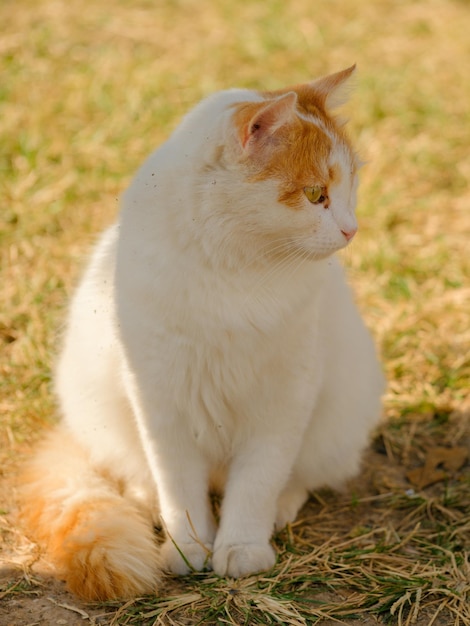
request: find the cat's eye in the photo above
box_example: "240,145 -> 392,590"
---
304,186 -> 326,204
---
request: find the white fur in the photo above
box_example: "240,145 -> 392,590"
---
55,87 -> 384,579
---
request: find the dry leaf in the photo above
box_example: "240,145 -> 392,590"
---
406,446 -> 468,489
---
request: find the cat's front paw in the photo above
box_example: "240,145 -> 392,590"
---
160,539 -> 212,575
275,484 -> 308,530
212,542 -> 276,578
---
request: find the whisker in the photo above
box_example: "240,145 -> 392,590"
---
241,244 -> 309,310
249,244 -> 315,314
238,236 -> 302,272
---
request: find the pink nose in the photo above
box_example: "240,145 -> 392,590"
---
341,227 -> 357,241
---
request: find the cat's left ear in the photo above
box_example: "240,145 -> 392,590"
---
238,92 -> 298,152
311,64 -> 356,110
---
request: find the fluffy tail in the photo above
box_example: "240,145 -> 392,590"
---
20,428 -> 161,601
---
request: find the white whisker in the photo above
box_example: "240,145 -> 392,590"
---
241,243 -> 311,311
238,236 -> 301,272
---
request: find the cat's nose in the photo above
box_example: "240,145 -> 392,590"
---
341,227 -> 357,241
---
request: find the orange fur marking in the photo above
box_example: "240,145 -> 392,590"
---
328,163 -> 342,185
233,98 -> 334,210
233,71 -> 356,211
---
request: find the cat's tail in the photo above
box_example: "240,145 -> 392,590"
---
20,427 -> 161,601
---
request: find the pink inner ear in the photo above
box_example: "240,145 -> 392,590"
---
242,92 -> 297,150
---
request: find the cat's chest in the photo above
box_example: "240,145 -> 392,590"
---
150,300 -> 320,461
163,329 -> 268,444
117,251 -> 327,457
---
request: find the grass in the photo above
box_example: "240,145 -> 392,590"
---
99,485 -> 469,625
1,0 -> 469,624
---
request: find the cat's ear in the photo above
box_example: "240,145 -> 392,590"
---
239,92 -> 298,151
311,64 -> 356,109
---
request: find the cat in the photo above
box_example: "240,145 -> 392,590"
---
21,65 -> 384,601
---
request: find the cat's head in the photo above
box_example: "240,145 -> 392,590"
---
173,66 -> 360,263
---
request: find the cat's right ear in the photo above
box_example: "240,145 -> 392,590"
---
237,92 -> 298,153
310,65 -> 356,110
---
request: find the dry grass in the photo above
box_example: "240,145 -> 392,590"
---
1,0 -> 469,624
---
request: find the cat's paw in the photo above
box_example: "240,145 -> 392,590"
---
160,539 -> 212,575
275,485 -> 308,530
212,542 -> 276,578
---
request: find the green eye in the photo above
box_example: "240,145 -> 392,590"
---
304,186 -> 326,204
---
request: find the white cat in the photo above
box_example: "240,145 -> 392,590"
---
22,66 -> 384,601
